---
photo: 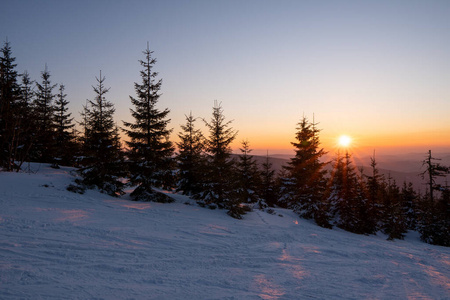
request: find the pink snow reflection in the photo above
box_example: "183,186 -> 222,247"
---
56,209 -> 89,222
34,208 -> 89,223
279,248 -> 308,280
104,200 -> 152,210
418,263 -> 450,291
252,274 -> 285,300
121,203 -> 152,210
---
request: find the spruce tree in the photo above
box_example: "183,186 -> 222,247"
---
78,71 -> 125,196
383,177 -> 408,240
236,140 -> 261,204
33,65 -> 57,163
123,44 -> 174,202
418,150 -> 449,245
258,152 -> 278,209
201,101 -> 241,218
421,150 -> 448,202
10,71 -> 36,171
281,116 -> 328,226
53,84 -> 75,166
175,112 -> 205,197
400,181 -> 418,230
328,151 -> 364,233
0,40 -> 21,171
362,155 -> 385,234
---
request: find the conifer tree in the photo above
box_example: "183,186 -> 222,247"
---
10,71 -> 36,171
281,116 -> 328,226
382,177 -> 408,240
400,181 -> 418,230
78,71 -> 125,196
0,40 -> 21,171
33,65 -> 57,162
175,112 -> 205,197
53,84 -> 75,166
236,140 -> 261,204
328,151 -> 365,233
362,155 -> 385,233
123,44 -> 174,202
258,152 -> 278,209
421,150 -> 448,202
418,151 -> 449,245
201,101 -> 241,218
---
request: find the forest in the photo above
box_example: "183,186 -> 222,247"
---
1,40 -> 449,247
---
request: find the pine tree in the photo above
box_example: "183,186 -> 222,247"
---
53,84 -> 75,167
10,71 -> 36,171
362,155 -> 385,234
400,181 -> 417,230
383,177 -> 408,240
328,151 -> 364,233
33,65 -> 57,163
175,112 -> 205,197
418,150 -> 449,245
421,150 -> 448,202
201,101 -> 241,218
432,185 -> 450,246
123,44 -> 174,202
281,116 -> 329,226
236,140 -> 261,204
0,40 -> 21,171
77,71 -> 125,196
258,152 -> 278,209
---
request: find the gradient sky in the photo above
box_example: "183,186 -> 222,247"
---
1,0 -> 449,156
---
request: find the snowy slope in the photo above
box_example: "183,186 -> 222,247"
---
1,165 -> 449,299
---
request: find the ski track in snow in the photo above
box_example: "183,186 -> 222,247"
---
0,165 -> 449,299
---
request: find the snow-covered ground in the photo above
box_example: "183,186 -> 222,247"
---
1,165 -> 449,299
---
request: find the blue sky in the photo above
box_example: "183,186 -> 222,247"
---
2,0 -> 449,155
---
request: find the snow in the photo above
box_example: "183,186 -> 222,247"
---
1,164 -> 449,299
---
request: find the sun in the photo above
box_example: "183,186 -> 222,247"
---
338,135 -> 352,147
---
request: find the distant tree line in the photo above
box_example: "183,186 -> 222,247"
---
1,40 -> 448,246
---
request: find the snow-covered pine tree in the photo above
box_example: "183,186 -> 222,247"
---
236,140 -> 261,204
430,186 -> 450,246
418,150 -> 449,246
281,116 -> 329,226
362,155 -> 385,234
122,44 -> 174,202
382,177 -> 408,240
328,151 -> 364,233
78,71 -> 125,196
201,101 -> 241,218
400,181 -> 417,230
0,40 -> 22,171
9,71 -> 36,171
175,112 -> 205,197
33,65 -> 57,163
53,84 -> 75,167
258,152 -> 278,209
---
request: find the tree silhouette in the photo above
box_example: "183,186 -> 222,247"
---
200,101 -> 242,218
78,71 -> 125,196
0,40 -> 21,171
33,65 -> 57,163
281,116 -> 328,226
176,112 -> 205,197
123,44 -> 174,202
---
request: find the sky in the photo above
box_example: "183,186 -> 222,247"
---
1,0 -> 449,156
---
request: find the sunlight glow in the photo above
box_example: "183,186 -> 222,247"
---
338,135 -> 352,147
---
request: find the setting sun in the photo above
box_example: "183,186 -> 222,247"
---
338,135 -> 352,147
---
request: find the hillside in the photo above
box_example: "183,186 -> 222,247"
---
1,164 -> 449,299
